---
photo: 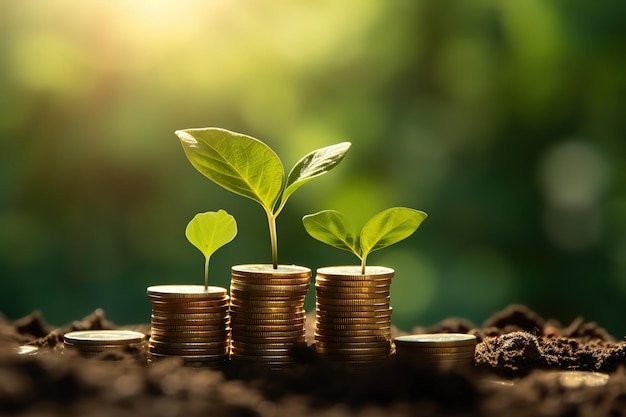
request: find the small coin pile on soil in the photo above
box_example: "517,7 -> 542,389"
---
315,266 -> 394,367
64,330 -> 146,358
229,264 -> 310,370
394,333 -> 477,368
147,285 -> 230,367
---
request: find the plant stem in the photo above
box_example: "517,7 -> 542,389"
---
361,255 -> 367,275
204,257 -> 210,290
267,210 -> 279,269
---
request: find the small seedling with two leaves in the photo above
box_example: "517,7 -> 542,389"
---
302,207 -> 427,274
176,127 -> 351,269
185,209 -> 237,290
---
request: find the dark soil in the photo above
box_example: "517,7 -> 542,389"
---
2,304 -> 626,417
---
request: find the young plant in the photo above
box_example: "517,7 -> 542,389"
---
185,210 -> 237,289
302,207 -> 427,274
176,127 -> 351,269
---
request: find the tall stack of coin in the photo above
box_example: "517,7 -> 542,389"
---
147,285 -> 230,368
64,330 -> 146,358
229,264 -> 310,370
394,333 -> 477,369
315,266 -> 394,367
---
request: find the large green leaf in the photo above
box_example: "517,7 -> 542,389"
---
282,142 -> 351,210
359,207 -> 427,257
176,128 -> 284,212
185,210 -> 237,287
302,210 -> 358,256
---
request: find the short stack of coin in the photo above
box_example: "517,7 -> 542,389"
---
147,285 -> 230,368
315,266 -> 394,368
394,333 -> 477,369
229,264 -> 310,370
64,330 -> 146,358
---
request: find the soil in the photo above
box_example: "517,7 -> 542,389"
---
2,304 -> 626,417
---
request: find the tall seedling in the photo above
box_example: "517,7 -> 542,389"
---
176,127 -> 351,269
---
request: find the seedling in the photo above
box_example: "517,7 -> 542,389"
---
176,127 -> 351,269
185,210 -> 237,289
302,207 -> 427,274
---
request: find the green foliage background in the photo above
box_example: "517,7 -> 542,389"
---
2,0 -> 626,336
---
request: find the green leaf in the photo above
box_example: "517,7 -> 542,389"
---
185,210 -> 237,287
176,128 -> 284,213
359,207 -> 427,257
281,142 -> 351,212
302,210 -> 358,256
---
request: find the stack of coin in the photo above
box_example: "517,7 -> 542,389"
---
394,333 -> 477,369
64,330 -> 146,358
229,264 -> 310,370
147,285 -> 230,368
315,266 -> 394,368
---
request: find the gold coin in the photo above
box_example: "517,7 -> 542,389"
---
320,352 -> 390,361
316,295 -> 390,304
149,352 -> 228,361
316,266 -> 394,279
316,292 -> 390,301
233,328 -> 305,337
231,281 -> 310,291
315,278 -> 392,288
151,317 -> 229,326
231,264 -> 311,278
231,340 -> 304,348
316,323 -> 390,331
64,343 -> 129,353
230,312 -> 305,322
151,299 -> 229,308
230,319 -> 305,328
230,298 -> 304,313
229,289 -> 309,300
315,283 -> 389,296
233,334 -> 305,343
556,371 -> 609,388
396,349 -> 475,359
150,325 -> 230,334
232,277 -> 311,286
316,308 -> 392,318
231,346 -> 293,355
229,305 -> 304,314
231,353 -> 293,362
315,330 -> 391,342
147,285 -> 227,299
316,316 -> 389,325
149,346 -> 228,356
151,311 -> 228,320
315,328 -> 391,337
316,339 -> 390,348
64,330 -> 145,346
151,304 -> 229,313
316,302 -> 389,311
16,345 -> 39,355
396,345 -> 477,355
233,322 -> 305,331
394,334 -> 477,348
151,335 -> 229,344
150,339 -> 228,349
316,345 -> 390,354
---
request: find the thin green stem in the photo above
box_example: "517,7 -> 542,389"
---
267,210 -> 279,269
361,254 -> 367,275
204,257 -> 210,290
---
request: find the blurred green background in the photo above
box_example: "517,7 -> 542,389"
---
2,0 -> 626,336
